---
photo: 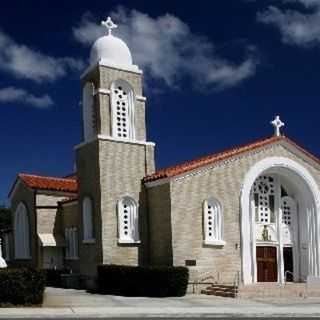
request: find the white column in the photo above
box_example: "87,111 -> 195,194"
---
276,177 -> 284,284
250,195 -> 257,283
0,239 -> 7,268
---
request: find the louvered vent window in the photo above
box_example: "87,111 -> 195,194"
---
118,197 -> 139,243
203,198 -> 225,245
281,196 -> 295,226
253,175 -> 275,223
111,80 -> 135,140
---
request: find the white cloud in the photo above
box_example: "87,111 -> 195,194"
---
257,0 -> 320,46
73,8 -> 257,90
0,31 -> 84,82
284,0 -> 320,7
0,87 -> 53,108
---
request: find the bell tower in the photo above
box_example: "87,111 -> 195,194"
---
76,17 -> 155,278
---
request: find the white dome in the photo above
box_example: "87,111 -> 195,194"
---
90,34 -> 133,67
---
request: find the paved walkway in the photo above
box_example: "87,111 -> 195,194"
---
1,287 -> 320,318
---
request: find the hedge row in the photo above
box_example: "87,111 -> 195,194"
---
97,265 -> 189,297
0,268 -> 45,305
45,268 -> 71,287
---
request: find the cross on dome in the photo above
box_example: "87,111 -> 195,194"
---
271,115 -> 285,137
101,17 -> 118,36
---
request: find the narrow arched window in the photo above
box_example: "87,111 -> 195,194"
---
203,198 -> 225,245
117,197 -> 139,243
110,80 -> 135,140
65,227 -> 79,259
82,82 -> 95,141
14,202 -> 30,259
82,197 -> 94,242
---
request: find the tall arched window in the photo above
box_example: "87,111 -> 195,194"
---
14,202 -> 30,259
110,80 -> 135,140
82,82 -> 95,141
117,197 -> 139,243
82,197 -> 94,242
203,198 -> 225,245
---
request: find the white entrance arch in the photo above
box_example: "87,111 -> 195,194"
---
240,157 -> 320,284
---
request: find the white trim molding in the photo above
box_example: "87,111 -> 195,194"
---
204,240 -> 226,246
95,88 -> 146,102
74,135 -> 155,150
81,59 -> 142,79
240,156 -> 320,285
98,135 -> 155,146
118,239 -> 141,245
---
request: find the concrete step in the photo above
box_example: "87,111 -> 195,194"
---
201,284 -> 238,298
210,285 -> 237,290
205,288 -> 238,294
201,290 -> 237,298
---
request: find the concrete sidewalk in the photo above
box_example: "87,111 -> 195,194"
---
0,287 -> 320,318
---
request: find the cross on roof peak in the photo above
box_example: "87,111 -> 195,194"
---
101,17 -> 118,36
271,115 -> 285,137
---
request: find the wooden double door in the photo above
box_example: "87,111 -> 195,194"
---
256,246 -> 277,282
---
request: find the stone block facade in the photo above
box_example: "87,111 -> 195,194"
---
147,141 -> 320,285
98,139 -> 154,266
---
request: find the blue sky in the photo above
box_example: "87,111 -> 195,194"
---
1,0 -> 320,204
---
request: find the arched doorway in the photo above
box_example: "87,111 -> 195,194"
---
240,157 -> 320,284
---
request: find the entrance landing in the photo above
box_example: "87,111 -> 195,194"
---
239,282 -> 320,298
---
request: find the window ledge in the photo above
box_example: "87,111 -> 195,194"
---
204,240 -> 226,246
82,239 -> 96,244
65,257 -> 79,260
15,256 -> 32,260
118,239 -> 141,245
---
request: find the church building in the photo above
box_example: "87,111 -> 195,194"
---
5,17 -> 320,288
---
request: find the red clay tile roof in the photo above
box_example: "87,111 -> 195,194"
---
143,135 -> 320,183
18,173 -> 78,193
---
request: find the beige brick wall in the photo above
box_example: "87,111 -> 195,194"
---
61,202 -> 80,273
36,193 -> 67,235
99,66 -> 143,96
99,139 -> 154,266
82,65 -> 147,141
10,181 -> 81,269
76,61 -> 155,275
76,140 -> 103,276
147,183 -> 173,266
148,142 -> 320,284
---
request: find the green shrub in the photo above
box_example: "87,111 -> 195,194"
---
0,268 -> 46,305
97,265 -> 189,297
45,268 -> 71,287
